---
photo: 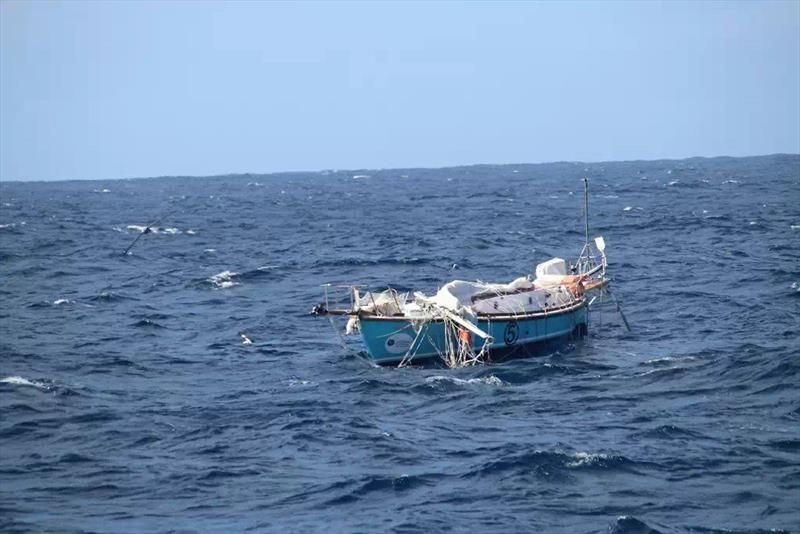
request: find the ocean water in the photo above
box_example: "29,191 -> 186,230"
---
1,155 -> 798,533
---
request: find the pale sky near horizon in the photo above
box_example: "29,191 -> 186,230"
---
1,0 -> 799,181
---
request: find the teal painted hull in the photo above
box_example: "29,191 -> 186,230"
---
359,302 -> 588,365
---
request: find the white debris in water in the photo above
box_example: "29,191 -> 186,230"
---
185,229 -> 196,235
668,180 -> 679,186
240,333 -> 253,345
209,270 -> 239,289
623,206 -> 633,212
1,376 -> 49,389
790,225 -> 800,230
204,248 -> 217,253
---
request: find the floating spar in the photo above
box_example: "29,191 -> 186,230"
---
121,206 -> 179,256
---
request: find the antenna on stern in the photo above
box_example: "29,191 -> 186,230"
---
575,177 -> 598,275
583,176 -> 590,250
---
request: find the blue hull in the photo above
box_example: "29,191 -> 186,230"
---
359,302 -> 588,365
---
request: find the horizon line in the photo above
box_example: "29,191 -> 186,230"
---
2,152 -> 798,184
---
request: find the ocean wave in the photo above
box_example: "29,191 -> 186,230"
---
1,376 -> 50,390
208,270 -> 239,289
120,225 -> 184,235
132,319 -> 166,329
632,425 -> 706,440
425,375 -> 505,387
322,473 -> 439,505
88,291 -> 137,303
643,355 -> 699,366
610,516 -> 664,534
463,449 -> 646,481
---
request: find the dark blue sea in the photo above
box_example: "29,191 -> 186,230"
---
1,155 -> 798,533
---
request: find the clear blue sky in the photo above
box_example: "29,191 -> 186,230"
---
1,1 -> 798,181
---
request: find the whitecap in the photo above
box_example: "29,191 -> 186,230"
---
126,225 -> 183,235
352,175 -> 370,179
567,452 -> 608,468
53,298 -> 73,305
0,223 -> 14,229
185,229 -> 196,235
722,179 -> 740,184
1,376 -> 49,390
208,270 -> 239,289
623,206 -> 633,212
426,375 -> 505,387
287,379 -> 315,387
204,248 -> 217,253
790,225 -> 800,230
668,180 -> 679,186
644,355 -> 697,365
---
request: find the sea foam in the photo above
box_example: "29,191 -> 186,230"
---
1,376 -> 49,389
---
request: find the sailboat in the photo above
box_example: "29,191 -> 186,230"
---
312,178 -> 625,367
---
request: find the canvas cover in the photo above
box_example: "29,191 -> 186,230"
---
358,258 -> 579,317
534,257 -> 569,287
